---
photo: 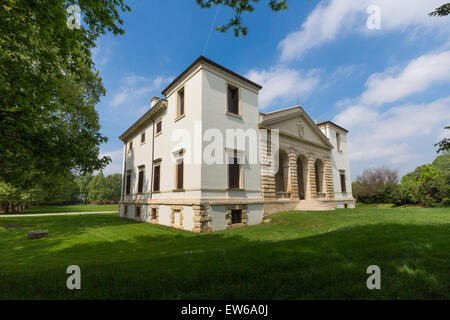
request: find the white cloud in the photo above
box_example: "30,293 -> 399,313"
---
335,97 -> 450,176
110,74 -> 173,107
360,50 -> 450,105
246,66 -> 320,109
100,148 -> 123,175
279,0 -> 448,61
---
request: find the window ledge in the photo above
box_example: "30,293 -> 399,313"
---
226,111 -> 242,119
175,114 -> 186,122
226,188 -> 245,192
155,131 -> 162,137
152,191 -> 161,194
172,188 -> 185,192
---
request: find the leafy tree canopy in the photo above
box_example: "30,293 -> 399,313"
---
0,0 -> 130,187
429,3 -> 450,17
196,0 -> 288,36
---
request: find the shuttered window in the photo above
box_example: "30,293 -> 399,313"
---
227,85 -> 239,114
228,156 -> 240,189
126,173 -> 131,195
138,169 -> 144,193
340,173 -> 346,193
153,165 -> 160,192
178,88 -> 185,116
176,159 -> 184,189
156,120 -> 162,134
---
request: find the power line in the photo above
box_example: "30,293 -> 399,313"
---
203,5 -> 221,56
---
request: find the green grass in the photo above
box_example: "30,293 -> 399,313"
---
5,204 -> 119,214
0,207 -> 449,299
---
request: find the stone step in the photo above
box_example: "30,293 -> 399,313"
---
295,200 -> 335,211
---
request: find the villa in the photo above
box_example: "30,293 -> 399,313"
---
118,56 -> 355,232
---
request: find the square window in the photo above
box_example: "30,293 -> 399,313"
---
231,210 -> 242,224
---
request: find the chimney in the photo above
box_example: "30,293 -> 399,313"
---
150,96 -> 161,108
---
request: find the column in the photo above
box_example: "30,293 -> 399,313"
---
287,152 -> 299,200
306,157 -> 317,199
324,159 -> 335,199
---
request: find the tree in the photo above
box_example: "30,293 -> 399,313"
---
429,3 -> 450,17
86,172 -> 121,203
0,1 -> 131,187
435,126 -> 450,153
432,153 -> 450,173
196,0 -> 288,36
353,167 -> 399,203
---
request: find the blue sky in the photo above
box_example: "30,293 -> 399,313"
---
94,0 -> 450,179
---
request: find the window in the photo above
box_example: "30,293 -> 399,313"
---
153,164 -> 160,192
156,120 -> 162,134
129,141 -> 133,152
227,85 -> 239,114
135,206 -> 141,221
176,158 -> 184,189
228,151 -> 241,189
151,208 -> 157,220
125,172 -> 131,195
174,209 -> 181,225
231,210 -> 242,224
138,167 -> 144,193
141,132 -> 145,143
340,171 -> 346,193
336,133 -> 342,151
177,88 -> 185,117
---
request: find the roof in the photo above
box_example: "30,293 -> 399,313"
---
316,120 -> 348,133
119,99 -> 167,142
161,56 -> 262,96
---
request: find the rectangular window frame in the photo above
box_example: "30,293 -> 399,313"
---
226,83 -> 240,116
137,165 -> 145,194
177,87 -> 185,118
153,163 -> 161,192
155,119 -> 162,136
125,171 -> 131,195
140,132 -> 146,144
340,170 -> 346,193
175,158 -> 184,190
227,150 -> 243,190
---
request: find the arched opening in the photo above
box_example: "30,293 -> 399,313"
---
275,150 -> 289,198
315,159 -> 325,198
297,155 -> 308,200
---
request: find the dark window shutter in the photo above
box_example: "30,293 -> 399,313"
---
228,86 -> 239,114
179,90 -> 184,115
340,174 -> 346,193
126,174 -> 131,195
156,121 -> 162,133
154,165 -> 160,191
141,132 -> 145,143
177,160 -> 184,189
228,157 -> 240,189
138,170 -> 144,193
231,210 -> 242,224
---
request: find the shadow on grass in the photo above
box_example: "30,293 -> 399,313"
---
0,219 -> 449,299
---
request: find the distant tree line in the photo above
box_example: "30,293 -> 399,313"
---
353,154 -> 450,207
0,172 -> 121,213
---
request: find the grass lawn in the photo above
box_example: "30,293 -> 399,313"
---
0,207 -> 449,299
5,204 -> 119,214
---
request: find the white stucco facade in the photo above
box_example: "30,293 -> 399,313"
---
118,56 -> 354,232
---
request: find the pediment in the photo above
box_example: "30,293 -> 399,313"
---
260,106 -> 332,149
